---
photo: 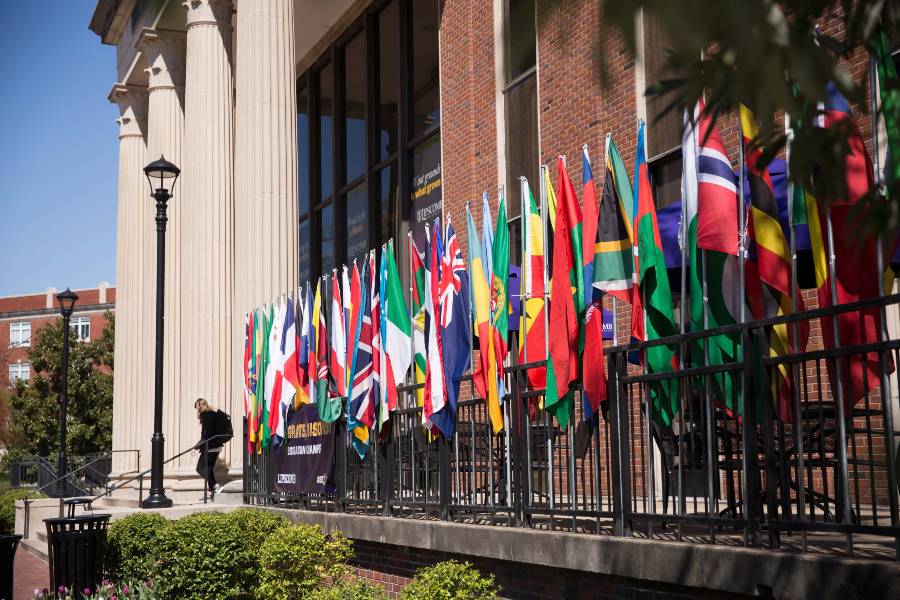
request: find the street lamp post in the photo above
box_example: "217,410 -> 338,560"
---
141,155 -> 180,509
55,288 -> 78,498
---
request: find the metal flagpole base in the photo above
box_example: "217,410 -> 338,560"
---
141,491 -> 173,509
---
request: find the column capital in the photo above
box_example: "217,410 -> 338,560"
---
135,28 -> 186,92
182,0 -> 232,30
109,83 -> 148,139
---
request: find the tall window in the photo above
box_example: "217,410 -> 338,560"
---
642,12 -> 682,208
9,362 -> 30,385
9,322 -> 30,347
503,0 -> 539,218
297,0 -> 442,282
70,316 -> 91,342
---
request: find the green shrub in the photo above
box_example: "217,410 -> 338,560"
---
105,513 -> 169,583
0,488 -> 43,534
152,509 -> 287,600
306,578 -> 389,600
255,523 -> 353,600
399,561 -> 499,600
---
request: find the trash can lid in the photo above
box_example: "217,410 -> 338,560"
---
0,534 -> 23,541
43,514 -> 111,525
64,497 -> 93,506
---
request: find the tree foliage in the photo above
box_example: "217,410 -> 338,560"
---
544,0 -> 898,234
2,314 -> 114,464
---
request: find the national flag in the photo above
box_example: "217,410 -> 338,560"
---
482,192 -> 494,285
260,303 -> 276,451
633,120 -> 678,426
383,240 -> 412,411
593,136 -> 635,303
741,105 -> 806,420
468,204 -> 503,433
423,221 -> 447,430
274,297 -> 299,449
312,278 -> 338,422
245,310 -> 257,453
817,83 -> 889,408
368,250 -> 385,431
266,301 -> 286,449
491,192 -> 510,401
558,157 -> 586,317
242,312 -> 251,429
545,165 -> 558,231
434,220 -> 471,438
346,262 -> 363,402
410,236 -> 427,409
684,103 -> 743,414
518,178 -> 547,391
296,284 -> 311,407
581,145 -> 600,308
330,270 -> 347,398
545,159 -> 579,429
348,260 -> 372,458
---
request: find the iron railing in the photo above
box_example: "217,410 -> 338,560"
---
244,294 -> 900,561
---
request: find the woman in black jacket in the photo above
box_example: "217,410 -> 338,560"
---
194,398 -> 223,499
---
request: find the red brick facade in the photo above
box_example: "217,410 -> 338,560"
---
0,285 -> 115,388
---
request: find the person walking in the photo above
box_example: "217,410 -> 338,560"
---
194,398 -> 229,500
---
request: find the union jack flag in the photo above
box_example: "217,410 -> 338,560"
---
439,221 -> 464,327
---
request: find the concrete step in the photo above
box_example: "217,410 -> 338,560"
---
20,536 -> 49,562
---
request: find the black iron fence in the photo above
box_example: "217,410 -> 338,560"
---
245,294 -> 900,561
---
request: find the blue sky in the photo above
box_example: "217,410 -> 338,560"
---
0,2 -> 118,296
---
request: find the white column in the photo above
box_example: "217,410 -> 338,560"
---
232,0 -> 298,475
178,0 -> 234,477
109,85 -> 148,477
138,28 -> 186,479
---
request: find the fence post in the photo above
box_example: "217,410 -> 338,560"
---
380,420 -> 394,516
509,335 -> 526,527
741,327 -> 761,546
335,399 -> 348,511
439,432 -> 451,521
609,349 -> 632,537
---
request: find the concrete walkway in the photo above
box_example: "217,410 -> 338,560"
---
13,546 -> 48,600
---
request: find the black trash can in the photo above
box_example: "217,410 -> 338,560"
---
44,513 -> 110,598
0,534 -> 22,600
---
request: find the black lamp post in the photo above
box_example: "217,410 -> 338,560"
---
141,155 -> 179,509
55,288 -> 78,498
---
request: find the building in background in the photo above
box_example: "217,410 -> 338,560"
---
0,283 -> 115,388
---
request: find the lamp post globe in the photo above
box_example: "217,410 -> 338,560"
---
141,155 -> 179,509
55,288 -> 78,498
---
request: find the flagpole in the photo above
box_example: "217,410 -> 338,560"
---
407,233 -> 415,414
520,176 -> 529,371
870,53 -> 899,520
540,164 -> 555,515
737,126 -> 747,325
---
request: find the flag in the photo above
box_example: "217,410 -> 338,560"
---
383,240 -> 412,411
423,221 -> 447,431
410,236 -> 428,410
330,270 -> 347,398
545,165 -> 558,231
267,301 -> 287,449
593,136 -> 634,302
491,192 -> 510,401
348,260 -> 372,458
296,284 -> 311,407
245,311 -> 257,453
518,178 -> 547,390
482,192 -> 494,285
582,145 -> 600,308
684,103 -> 743,414
468,204 -> 503,433
434,220 -> 471,438
242,312 -> 251,429
274,297 -> 299,449
260,304 -> 277,451
817,83 -> 889,408
633,121 -> 678,426
312,278 -> 338,422
741,104 -> 805,420
558,157 -> 586,317
545,159 -> 579,429
368,250 -> 385,432
346,262 -> 363,402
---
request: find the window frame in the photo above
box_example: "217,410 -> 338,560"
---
8,362 -> 30,385
70,316 -> 91,342
297,0 -> 442,284
9,321 -> 31,348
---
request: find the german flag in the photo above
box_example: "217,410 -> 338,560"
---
741,105 -> 807,420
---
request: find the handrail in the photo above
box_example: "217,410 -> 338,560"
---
87,434 -> 233,507
20,450 -> 140,538
21,450 -> 140,502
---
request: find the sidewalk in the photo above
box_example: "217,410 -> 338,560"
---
13,546 -> 48,600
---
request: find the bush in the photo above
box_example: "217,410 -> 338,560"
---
306,578 -> 389,600
106,513 -> 169,583
399,561 -> 499,600
0,488 -> 42,534
255,523 -> 353,600
151,509 -> 288,600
